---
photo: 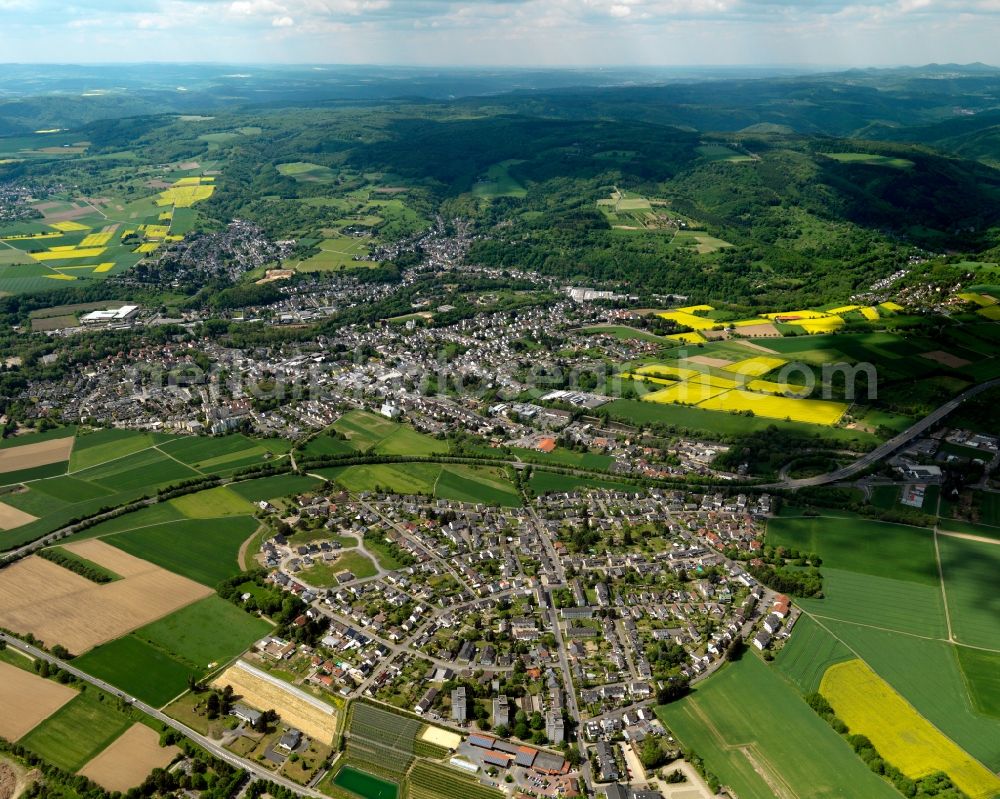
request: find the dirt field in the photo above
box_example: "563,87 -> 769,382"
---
730,322 -> 781,338
419,725 -> 462,750
0,502 -> 39,530
78,723 -> 179,792
0,661 -> 77,741
213,660 -> 338,744
61,540 -> 158,578
921,350 -> 972,368
685,355 -> 735,368
0,550 -> 212,654
0,437 -> 73,474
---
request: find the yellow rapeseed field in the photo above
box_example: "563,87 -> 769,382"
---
859,306 -> 880,320
33,247 -> 107,261
722,356 -> 787,377
977,305 -> 1000,321
135,243 -> 160,254
80,231 -> 114,247
157,184 -> 215,208
645,382 -> 729,405
92,263 -> 116,273
666,331 -> 705,344
880,301 -> 904,312
822,660 -> 1000,799
634,363 -> 700,380
48,220 -> 90,232
142,225 -> 170,239
698,389 -> 847,425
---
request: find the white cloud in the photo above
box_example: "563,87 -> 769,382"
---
272,13 -> 294,25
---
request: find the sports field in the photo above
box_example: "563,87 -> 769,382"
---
821,660 -> 1000,799
656,656 -> 899,799
332,766 -> 398,799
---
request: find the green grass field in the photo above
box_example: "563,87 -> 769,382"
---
105,516 -> 258,586
471,160 -> 527,199
19,689 -> 132,771
527,470 -> 638,495
318,462 -> 521,507
775,614 -> 853,693
656,655 -> 899,799
797,568 -> 948,637
169,485 -> 255,518
956,648 -> 1000,719
330,411 -> 446,455
300,549 -> 377,584
72,448 -> 200,491
821,151 -> 915,168
229,473 -> 323,501
69,429 -> 165,471
766,514 -> 938,584
938,536 -> 1000,649
135,595 -> 270,670
73,635 -> 197,708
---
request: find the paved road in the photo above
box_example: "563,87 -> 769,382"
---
768,377 -> 1000,489
0,634 -> 324,799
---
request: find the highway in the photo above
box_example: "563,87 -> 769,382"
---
768,377 -> 1000,489
0,633 -> 325,799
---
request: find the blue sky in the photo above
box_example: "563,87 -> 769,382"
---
0,0 -> 997,66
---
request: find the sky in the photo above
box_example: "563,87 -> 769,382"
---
0,0 -> 998,67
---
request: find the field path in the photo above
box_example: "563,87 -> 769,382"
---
934,526 -> 957,643
238,524 -> 265,570
153,444 -> 205,475
937,529 -> 1000,546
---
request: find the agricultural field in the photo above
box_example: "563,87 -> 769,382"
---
168,485 -> 255,518
0,660 -> 77,741
318,462 -> 521,507
937,535 -> 1000,649
792,617 -> 1000,771
74,596 -> 269,707
821,152 -> 915,168
821,660 -> 1000,799
296,235 -> 377,272
325,411 -> 448,456
765,514 -> 939,584
78,723 -> 181,793
19,689 -> 133,772
0,435 -> 74,476
105,515 -> 259,586
408,761 -> 505,799
796,568 -> 948,637
656,655 -> 899,799
69,428 -> 169,471
471,160 -> 527,199
774,615 -> 853,693
228,472 -> 323,501
277,162 -> 337,182
212,660 -> 339,744
0,540 -> 212,654
342,702 -> 420,779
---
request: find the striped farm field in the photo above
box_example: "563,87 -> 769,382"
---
722,356 -> 788,376
821,660 -> 1000,799
697,389 -> 848,425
